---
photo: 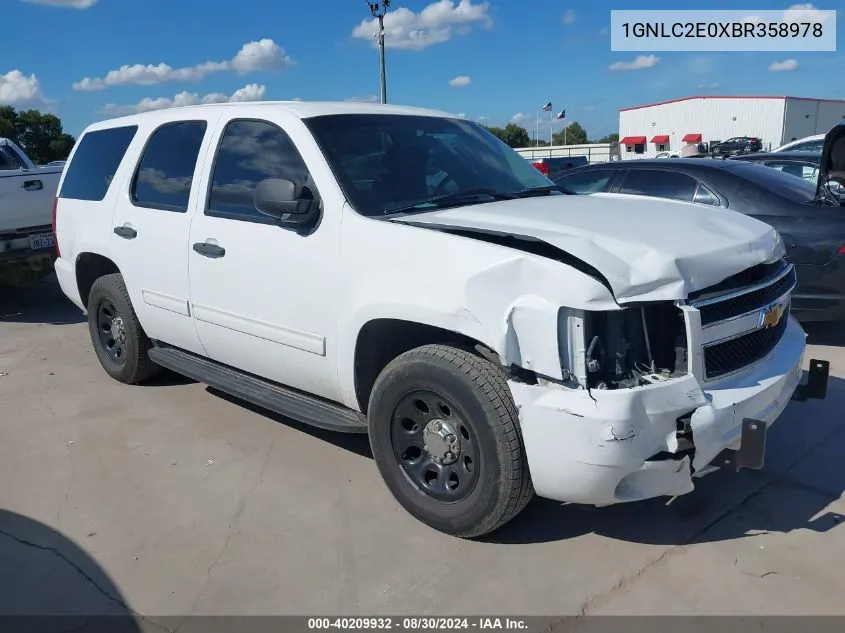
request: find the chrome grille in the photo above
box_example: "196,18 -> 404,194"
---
689,261 -> 796,381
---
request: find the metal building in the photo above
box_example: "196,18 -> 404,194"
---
617,95 -> 845,159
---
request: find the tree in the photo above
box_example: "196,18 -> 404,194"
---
0,107 -> 76,164
482,123 -> 531,148
552,121 -> 587,146
595,133 -> 619,144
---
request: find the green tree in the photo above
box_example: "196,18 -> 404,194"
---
595,133 -> 619,144
0,106 -> 76,164
552,121 -> 588,146
483,123 -> 531,148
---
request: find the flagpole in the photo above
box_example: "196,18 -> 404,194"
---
549,108 -> 553,147
535,107 -> 539,147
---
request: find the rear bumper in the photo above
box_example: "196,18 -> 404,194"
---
510,317 -> 823,506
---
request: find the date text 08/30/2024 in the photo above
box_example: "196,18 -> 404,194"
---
308,618 -> 529,630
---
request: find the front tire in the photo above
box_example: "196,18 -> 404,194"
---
87,273 -> 160,384
368,344 -> 534,538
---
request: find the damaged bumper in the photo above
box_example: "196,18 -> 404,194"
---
510,317 -> 827,506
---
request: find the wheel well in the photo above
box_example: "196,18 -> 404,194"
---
353,319 -> 497,414
75,253 -> 119,308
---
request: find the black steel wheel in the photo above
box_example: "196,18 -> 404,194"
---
87,273 -> 161,384
390,389 -> 480,503
368,344 -> 533,538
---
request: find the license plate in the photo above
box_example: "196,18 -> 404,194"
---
28,232 -> 55,250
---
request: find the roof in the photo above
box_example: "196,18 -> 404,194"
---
84,100 -> 457,132
620,95 -> 845,112
730,151 -> 821,161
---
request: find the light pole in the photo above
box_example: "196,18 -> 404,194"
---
365,0 -> 390,104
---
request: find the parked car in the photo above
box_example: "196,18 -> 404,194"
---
655,151 -> 680,159
554,158 -> 845,321
53,101 -> 826,538
729,151 -> 821,183
772,134 -> 825,153
527,155 -> 588,180
709,136 -> 762,157
0,137 -> 63,287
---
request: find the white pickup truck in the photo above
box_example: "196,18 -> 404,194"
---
53,101 -> 828,538
0,137 -> 62,287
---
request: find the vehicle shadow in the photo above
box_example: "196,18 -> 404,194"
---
0,509 -> 141,630
489,375 -> 845,546
0,273 -> 84,325
803,320 -> 845,347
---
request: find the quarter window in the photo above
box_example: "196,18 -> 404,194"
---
619,170 -> 698,202
207,119 -> 312,222
59,126 -> 138,201
0,145 -> 24,170
693,183 -> 720,206
131,121 -> 207,213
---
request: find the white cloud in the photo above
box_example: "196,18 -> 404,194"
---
74,39 -> 294,91
456,112 -> 466,117
0,70 -> 49,106
448,75 -> 471,88
598,27 -> 609,36
344,95 -> 379,102
99,83 -> 267,116
510,113 -> 528,124
698,82 -> 720,89
782,3 -> 834,24
351,0 -> 492,51
769,58 -> 799,72
562,9 -> 576,25
608,54 -> 660,71
20,0 -> 97,7
741,14 -> 764,24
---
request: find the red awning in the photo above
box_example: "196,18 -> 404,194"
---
620,136 -> 647,145
682,133 -> 702,143
650,135 -> 670,144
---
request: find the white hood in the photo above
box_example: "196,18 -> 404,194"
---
392,193 -> 784,304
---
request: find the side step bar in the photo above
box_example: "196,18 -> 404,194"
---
148,345 -> 368,434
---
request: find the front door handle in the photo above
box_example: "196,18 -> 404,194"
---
113,226 -> 137,239
193,242 -> 226,258
22,180 -> 43,191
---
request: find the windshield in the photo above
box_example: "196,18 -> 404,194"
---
304,114 -> 554,216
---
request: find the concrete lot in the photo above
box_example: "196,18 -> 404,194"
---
1,275 -> 845,624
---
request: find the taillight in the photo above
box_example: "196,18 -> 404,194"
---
839,245 -> 845,255
51,197 -> 60,258
531,161 -> 549,176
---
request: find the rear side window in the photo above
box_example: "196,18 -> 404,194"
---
556,169 -> 615,194
131,121 -> 207,213
619,169 -> 698,202
59,126 -> 137,201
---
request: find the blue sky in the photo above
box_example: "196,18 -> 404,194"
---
1,0 -> 842,140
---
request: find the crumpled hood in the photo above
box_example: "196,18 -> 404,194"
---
391,193 -> 784,303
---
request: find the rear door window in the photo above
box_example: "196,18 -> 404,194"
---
763,160 -> 819,183
618,169 -> 698,202
130,121 -> 207,212
59,126 -> 138,201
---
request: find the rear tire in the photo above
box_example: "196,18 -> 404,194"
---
368,344 -> 533,538
87,273 -> 160,384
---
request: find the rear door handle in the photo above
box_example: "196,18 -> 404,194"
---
22,180 -> 43,191
113,226 -> 137,239
193,242 -> 226,258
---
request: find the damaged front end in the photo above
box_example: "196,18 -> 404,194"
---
511,258 -> 829,506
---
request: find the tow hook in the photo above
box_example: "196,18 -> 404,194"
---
792,359 -> 829,402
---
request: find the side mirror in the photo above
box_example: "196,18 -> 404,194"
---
254,178 -> 319,224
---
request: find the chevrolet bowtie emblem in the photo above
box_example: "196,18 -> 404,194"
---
760,302 -> 786,329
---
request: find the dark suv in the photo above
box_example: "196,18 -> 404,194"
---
709,136 -> 763,157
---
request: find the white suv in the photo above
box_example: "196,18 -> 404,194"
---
52,101 -> 828,538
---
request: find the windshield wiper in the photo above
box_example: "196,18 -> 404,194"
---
382,188 -> 517,215
515,184 -> 574,197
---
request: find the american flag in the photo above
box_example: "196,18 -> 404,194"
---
541,102 -> 552,111
556,110 -> 566,120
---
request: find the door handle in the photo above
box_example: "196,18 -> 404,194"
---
113,226 -> 138,239
22,180 -> 43,191
193,242 -> 226,258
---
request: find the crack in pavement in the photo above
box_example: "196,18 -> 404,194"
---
174,438 -> 276,631
0,527 -> 169,632
544,417 -> 845,629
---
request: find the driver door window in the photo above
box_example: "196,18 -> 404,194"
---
206,119 -> 312,224
0,146 -> 24,170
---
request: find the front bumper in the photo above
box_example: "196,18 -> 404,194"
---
510,317 -> 827,506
